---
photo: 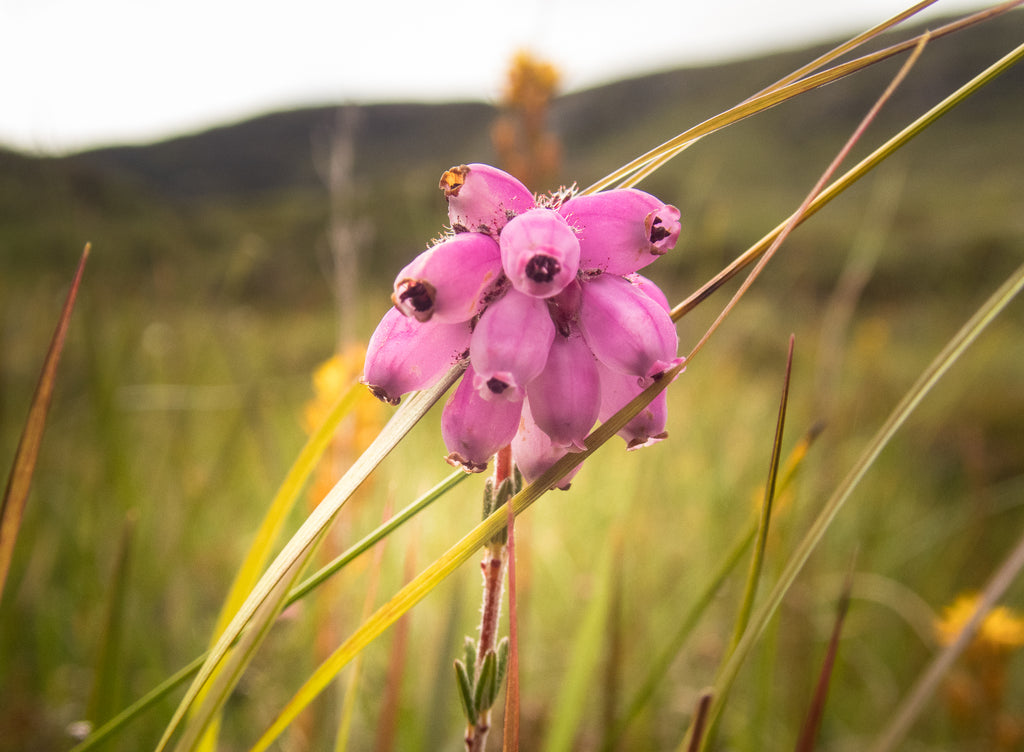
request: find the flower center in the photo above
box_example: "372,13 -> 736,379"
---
525,255 -> 561,284
486,377 -> 509,394
397,281 -> 434,313
650,217 -> 671,243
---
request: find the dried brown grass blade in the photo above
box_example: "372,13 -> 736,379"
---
0,243 -> 90,602
793,565 -> 854,752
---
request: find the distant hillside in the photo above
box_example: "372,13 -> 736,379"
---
52,9 -> 1023,200
2,9 -> 1021,304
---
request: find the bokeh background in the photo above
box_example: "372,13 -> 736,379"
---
2,3 -> 1023,750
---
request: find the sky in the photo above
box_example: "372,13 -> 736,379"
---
0,0 -> 988,154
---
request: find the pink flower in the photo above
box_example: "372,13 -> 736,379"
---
470,289 -> 555,402
361,307 -> 470,405
511,400 -> 581,490
525,330 -> 600,450
577,273 -> 682,385
559,189 -> 681,275
392,233 -> 504,323
597,362 -> 672,449
443,365 -> 523,472
499,209 -> 580,299
363,163 -> 683,482
440,163 -> 536,237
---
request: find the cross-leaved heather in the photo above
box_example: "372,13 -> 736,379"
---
361,163 -> 684,486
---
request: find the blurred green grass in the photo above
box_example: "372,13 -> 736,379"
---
3,18 -> 1024,750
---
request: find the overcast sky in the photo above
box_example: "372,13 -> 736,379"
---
0,0 -> 988,154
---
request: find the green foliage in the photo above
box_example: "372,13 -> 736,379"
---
2,7 -> 1024,752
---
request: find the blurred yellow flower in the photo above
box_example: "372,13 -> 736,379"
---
936,593 -> 1024,652
303,345 -> 385,504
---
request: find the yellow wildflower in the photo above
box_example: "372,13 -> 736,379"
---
936,593 -> 1024,653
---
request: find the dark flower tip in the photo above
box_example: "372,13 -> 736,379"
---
361,379 -> 401,406
445,452 -> 488,474
392,279 -> 437,321
525,255 -> 561,283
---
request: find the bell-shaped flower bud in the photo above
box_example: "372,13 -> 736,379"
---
470,289 -> 555,402
440,163 -> 535,237
392,233 -> 504,323
525,329 -> 600,451
442,365 -> 524,473
511,400 -> 581,490
577,273 -> 682,385
559,189 -> 681,275
361,306 -> 470,405
499,208 -> 580,299
597,362 -> 670,450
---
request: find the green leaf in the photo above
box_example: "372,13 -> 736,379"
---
474,650 -> 498,717
454,660 -> 476,722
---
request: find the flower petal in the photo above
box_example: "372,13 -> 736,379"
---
559,189 -> 681,275
511,399 -> 581,490
470,289 -> 555,401
392,233 -> 505,323
361,307 -> 470,405
577,273 -> 682,384
625,272 -> 671,313
597,362 -> 671,449
525,329 -> 600,450
440,163 -> 535,237
499,208 -> 580,298
442,365 -> 523,473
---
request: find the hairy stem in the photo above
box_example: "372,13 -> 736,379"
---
466,446 -> 513,752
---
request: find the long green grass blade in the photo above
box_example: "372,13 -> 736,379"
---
617,0 -> 941,190
87,511 -> 137,728
586,0 -> 1023,195
728,335 -> 793,653
700,260 -> 1024,741
0,244 -> 89,603
248,361 -> 687,751
605,424 -> 821,750
869,525 -> 1024,752
157,365 -> 462,752
194,378 -> 367,751
71,470 -> 461,752
672,37 -> 1024,322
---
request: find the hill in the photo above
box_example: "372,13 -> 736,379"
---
1,8 -> 1021,303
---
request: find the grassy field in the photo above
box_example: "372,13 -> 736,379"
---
3,13 -> 1024,752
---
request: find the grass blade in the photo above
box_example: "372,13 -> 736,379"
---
586,0 -> 1023,195
157,365 -> 462,752
247,360 -> 686,751
730,335 -> 795,651
703,259 -> 1024,744
673,36 -> 1024,322
87,511 -> 137,728
606,424 -> 821,749
503,481 -> 521,752
0,243 -> 89,603
195,377 -> 368,750
334,503 -> 392,752
793,564 -> 854,752
71,469 -> 464,752
869,526 -> 1024,752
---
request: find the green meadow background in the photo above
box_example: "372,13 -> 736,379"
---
2,12 -> 1023,751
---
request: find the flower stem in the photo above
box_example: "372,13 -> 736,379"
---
465,446 -> 513,752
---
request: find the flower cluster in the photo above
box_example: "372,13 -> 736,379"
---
362,163 -> 683,487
